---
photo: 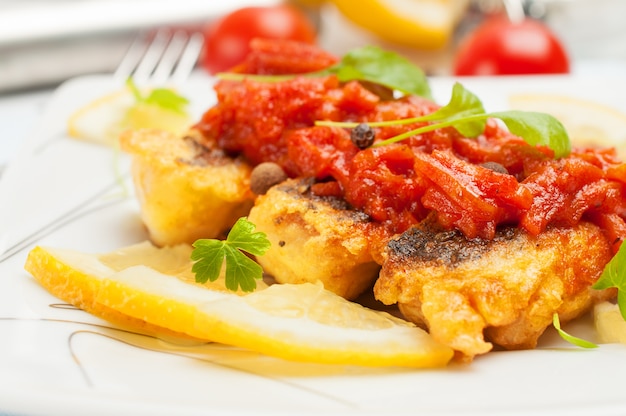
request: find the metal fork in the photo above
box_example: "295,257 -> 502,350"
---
0,29 -> 203,180
113,28 -> 204,86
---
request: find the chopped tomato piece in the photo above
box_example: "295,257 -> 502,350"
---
195,39 -> 626,244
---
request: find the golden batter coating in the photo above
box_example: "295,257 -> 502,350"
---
374,218 -> 614,360
248,178 -> 381,300
120,128 -> 254,246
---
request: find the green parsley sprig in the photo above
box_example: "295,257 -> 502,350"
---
191,217 -> 271,292
316,82 -> 571,159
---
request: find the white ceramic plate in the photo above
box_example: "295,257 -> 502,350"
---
1,74 -> 626,416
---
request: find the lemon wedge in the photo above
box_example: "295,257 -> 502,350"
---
594,301 -> 626,344
24,243 -> 453,367
509,93 -> 626,159
67,87 -> 191,146
328,0 -> 469,49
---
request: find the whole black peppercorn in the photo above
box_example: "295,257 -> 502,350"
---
350,123 -> 375,149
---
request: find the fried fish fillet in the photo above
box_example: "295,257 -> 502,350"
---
120,128 -> 254,246
248,178 -> 381,300
374,218 -> 614,360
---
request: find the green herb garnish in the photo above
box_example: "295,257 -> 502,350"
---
126,78 -> 189,114
552,313 -> 598,349
217,45 -> 432,99
191,217 -> 271,292
593,241 -> 626,320
317,82 -> 571,158
318,45 -> 431,98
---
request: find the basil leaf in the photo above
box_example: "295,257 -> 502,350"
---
217,45 -> 432,98
419,82 -> 487,137
421,82 -> 485,121
594,241 -> 626,320
323,45 -> 432,98
491,110 -> 571,159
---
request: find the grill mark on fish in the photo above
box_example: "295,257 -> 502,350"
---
387,220 -> 519,268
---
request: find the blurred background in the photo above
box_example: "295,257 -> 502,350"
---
1,0 -> 626,168
1,0 -> 626,92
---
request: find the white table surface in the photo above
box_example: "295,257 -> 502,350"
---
0,89 -> 51,173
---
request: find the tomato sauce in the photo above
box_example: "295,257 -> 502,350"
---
195,41 -> 626,252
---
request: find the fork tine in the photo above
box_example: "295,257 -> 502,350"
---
132,29 -> 172,85
171,32 -> 204,85
151,30 -> 189,85
113,32 -> 150,83
115,29 -> 203,87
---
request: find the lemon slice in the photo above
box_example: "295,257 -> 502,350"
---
329,0 -> 469,49
23,242 -> 227,340
122,101 -> 191,134
594,301 -> 626,344
97,270 -> 453,367
25,242 -> 453,367
67,90 -> 135,145
509,94 -> 626,158
67,88 -> 191,146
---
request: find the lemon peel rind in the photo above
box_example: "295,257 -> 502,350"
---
96,265 -> 228,337
26,245 -> 453,368
96,267 -> 453,368
24,245 -> 200,341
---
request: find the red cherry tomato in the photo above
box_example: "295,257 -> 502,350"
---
453,15 -> 569,76
201,5 -> 317,74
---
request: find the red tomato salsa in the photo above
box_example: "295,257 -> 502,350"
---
196,40 -> 626,252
